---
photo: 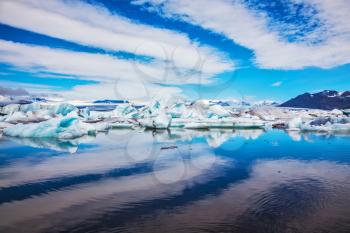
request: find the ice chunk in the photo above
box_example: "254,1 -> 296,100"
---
139,111 -> 171,129
0,122 -> 13,131
207,105 -> 231,118
330,109 -> 343,116
167,103 -> 188,118
87,104 -> 139,120
54,103 -> 77,116
184,122 -> 209,129
3,110 -> 50,124
0,103 -> 77,119
300,117 -> 350,132
112,104 -> 139,118
3,113 -> 97,139
169,118 -> 191,128
231,117 -> 266,129
287,117 -> 303,131
4,111 -> 27,122
0,95 -> 9,102
80,107 -> 91,119
0,104 -> 21,115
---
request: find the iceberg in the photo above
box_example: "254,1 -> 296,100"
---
184,122 -> 209,129
139,111 -> 172,129
137,100 -> 172,129
167,103 -> 188,118
113,104 -> 140,119
0,121 -> 13,131
2,96 -> 350,140
3,110 -> 50,124
3,113 -> 97,139
300,117 -> 350,132
330,109 -> 343,115
0,104 -> 21,115
0,102 -> 77,116
0,103 -> 78,126
287,117 -> 303,131
207,105 -> 231,118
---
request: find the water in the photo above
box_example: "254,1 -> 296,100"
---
0,129 -> 350,233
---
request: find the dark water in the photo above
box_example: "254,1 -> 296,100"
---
0,129 -> 350,233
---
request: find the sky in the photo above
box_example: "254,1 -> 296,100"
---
0,0 -> 350,102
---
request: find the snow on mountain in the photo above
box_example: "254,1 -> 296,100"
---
252,100 -> 279,107
280,90 -> 350,110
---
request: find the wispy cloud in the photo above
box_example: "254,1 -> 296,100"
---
0,80 -> 62,94
272,81 -> 282,87
0,0 -> 237,100
0,40 -> 185,100
134,0 -> 350,69
0,0 -> 234,75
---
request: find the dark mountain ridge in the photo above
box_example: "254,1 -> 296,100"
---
280,90 -> 350,110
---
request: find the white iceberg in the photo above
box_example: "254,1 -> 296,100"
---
300,117 -> 350,132
167,103 -> 188,118
0,103 -> 78,125
1,102 -> 77,116
287,117 -> 303,131
139,111 -> 172,129
207,105 -> 231,118
330,109 -> 343,116
184,122 -> 209,129
3,113 -> 97,139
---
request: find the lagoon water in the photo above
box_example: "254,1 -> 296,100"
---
0,129 -> 350,233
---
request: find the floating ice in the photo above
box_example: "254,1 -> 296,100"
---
139,110 -> 172,129
1,97 -> 349,140
330,109 -> 343,116
300,117 -> 350,132
207,105 -> 231,118
3,113 -> 97,139
287,117 -> 303,131
0,103 -> 77,116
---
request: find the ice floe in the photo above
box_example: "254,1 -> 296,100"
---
3,112 -> 100,139
1,98 -> 350,140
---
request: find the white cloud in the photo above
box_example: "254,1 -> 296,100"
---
0,81 -> 58,94
134,0 -> 350,69
0,40 -> 185,100
272,81 -> 282,87
0,0 -> 234,76
0,0 -> 239,100
64,82 -> 182,101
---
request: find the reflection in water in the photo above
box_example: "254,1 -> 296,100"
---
0,129 -> 350,233
3,136 -> 96,154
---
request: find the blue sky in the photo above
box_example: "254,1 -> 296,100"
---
0,0 -> 349,102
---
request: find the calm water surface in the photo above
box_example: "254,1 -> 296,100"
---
0,129 -> 350,233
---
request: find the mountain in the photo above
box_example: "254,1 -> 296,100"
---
209,99 -> 251,107
93,99 -> 128,104
253,100 -> 279,107
280,90 -> 350,110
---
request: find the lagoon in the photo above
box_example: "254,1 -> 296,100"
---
0,129 -> 350,233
